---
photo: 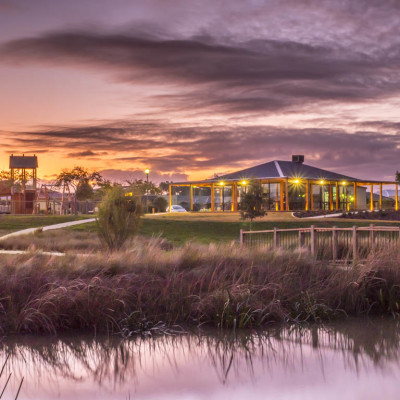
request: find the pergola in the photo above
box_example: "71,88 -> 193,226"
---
168,157 -> 398,212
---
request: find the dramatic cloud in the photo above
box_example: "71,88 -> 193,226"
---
99,169 -> 187,184
4,118 -> 400,180
67,150 -> 108,158
3,26 -> 400,115
1,0 -> 400,180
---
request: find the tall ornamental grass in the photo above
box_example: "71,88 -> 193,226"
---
1,241 -> 400,335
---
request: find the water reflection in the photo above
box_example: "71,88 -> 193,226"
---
1,318 -> 400,399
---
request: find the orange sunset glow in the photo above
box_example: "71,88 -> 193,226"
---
1,0 -> 400,183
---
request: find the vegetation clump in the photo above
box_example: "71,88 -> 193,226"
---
240,180 -> 266,229
96,186 -> 143,251
1,242 -> 400,335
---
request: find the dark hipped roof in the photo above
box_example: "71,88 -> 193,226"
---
9,155 -> 38,169
215,160 -> 359,182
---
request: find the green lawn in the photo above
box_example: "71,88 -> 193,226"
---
0,215 -> 89,233
69,215 -> 400,244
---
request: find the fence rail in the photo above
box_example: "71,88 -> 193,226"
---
240,224 -> 400,260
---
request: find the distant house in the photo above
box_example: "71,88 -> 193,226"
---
169,155 -> 398,212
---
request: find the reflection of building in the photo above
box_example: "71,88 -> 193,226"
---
169,155 -> 399,212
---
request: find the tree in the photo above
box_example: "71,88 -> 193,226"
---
75,181 -> 94,200
125,179 -> 161,196
153,196 -> 168,212
240,180 -> 266,229
396,171 -> 400,184
96,186 -> 143,251
159,181 -> 172,193
55,166 -> 102,191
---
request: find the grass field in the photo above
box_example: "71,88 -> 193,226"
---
2,212 -> 400,246
0,214 -> 88,237
70,212 -> 400,244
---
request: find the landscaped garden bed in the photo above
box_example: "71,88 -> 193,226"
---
340,210 -> 400,221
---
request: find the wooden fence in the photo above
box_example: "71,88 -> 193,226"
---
240,225 -> 400,260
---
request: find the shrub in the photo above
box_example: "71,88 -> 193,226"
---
96,187 -> 143,251
240,179 -> 266,228
153,196 -> 168,212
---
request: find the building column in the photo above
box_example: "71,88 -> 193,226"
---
305,180 -> 309,211
370,184 -> 374,211
396,183 -> 399,211
280,181 -> 284,211
335,182 -> 339,210
232,183 -> 237,211
285,179 -> 289,211
190,185 -> 194,211
211,183 -> 215,211
169,185 -> 172,213
310,183 -> 314,210
329,184 -> 333,211
353,182 -> 357,210
379,183 -> 382,209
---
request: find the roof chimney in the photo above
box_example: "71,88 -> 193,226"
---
292,155 -> 304,163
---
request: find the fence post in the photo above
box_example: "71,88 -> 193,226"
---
274,228 -> 279,250
310,225 -> 316,257
398,227 -> 400,248
369,224 -> 375,252
298,230 -> 303,250
332,226 -> 338,261
240,229 -> 244,245
352,226 -> 358,259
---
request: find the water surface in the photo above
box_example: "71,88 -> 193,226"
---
1,319 -> 400,399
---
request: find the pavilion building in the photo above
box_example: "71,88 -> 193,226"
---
168,155 -> 398,212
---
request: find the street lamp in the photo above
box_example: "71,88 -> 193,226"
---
144,168 -> 150,213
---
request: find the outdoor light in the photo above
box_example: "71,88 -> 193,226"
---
241,180 -> 247,185
294,179 -> 300,184
144,168 -> 150,174
320,180 -> 325,185
342,181 -> 347,185
219,181 -> 224,186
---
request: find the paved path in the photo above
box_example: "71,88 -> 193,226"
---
0,249 -> 66,256
0,218 -> 96,242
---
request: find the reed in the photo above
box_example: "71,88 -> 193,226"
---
0,239 -> 400,334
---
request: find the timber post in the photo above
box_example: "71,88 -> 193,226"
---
332,226 -> 338,261
352,226 -> 358,259
353,182 -> 357,210
369,224 -> 375,252
298,230 -> 303,250
211,183 -> 215,211
273,227 -> 279,250
370,184 -> 374,211
305,180 -> 309,211
240,229 -> 244,245
190,185 -> 194,211
310,225 -> 316,257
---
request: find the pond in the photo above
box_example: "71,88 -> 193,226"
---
1,318 -> 399,399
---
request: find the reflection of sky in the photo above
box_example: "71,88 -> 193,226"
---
1,322 -> 400,399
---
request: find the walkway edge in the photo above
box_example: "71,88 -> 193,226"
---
0,218 -> 96,242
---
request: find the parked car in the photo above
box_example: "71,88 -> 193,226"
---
166,205 -> 187,213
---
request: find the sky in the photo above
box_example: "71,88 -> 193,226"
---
1,0 -> 400,183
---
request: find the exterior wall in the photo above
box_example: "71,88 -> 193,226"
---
356,187 -> 367,210
169,180 -> 390,212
